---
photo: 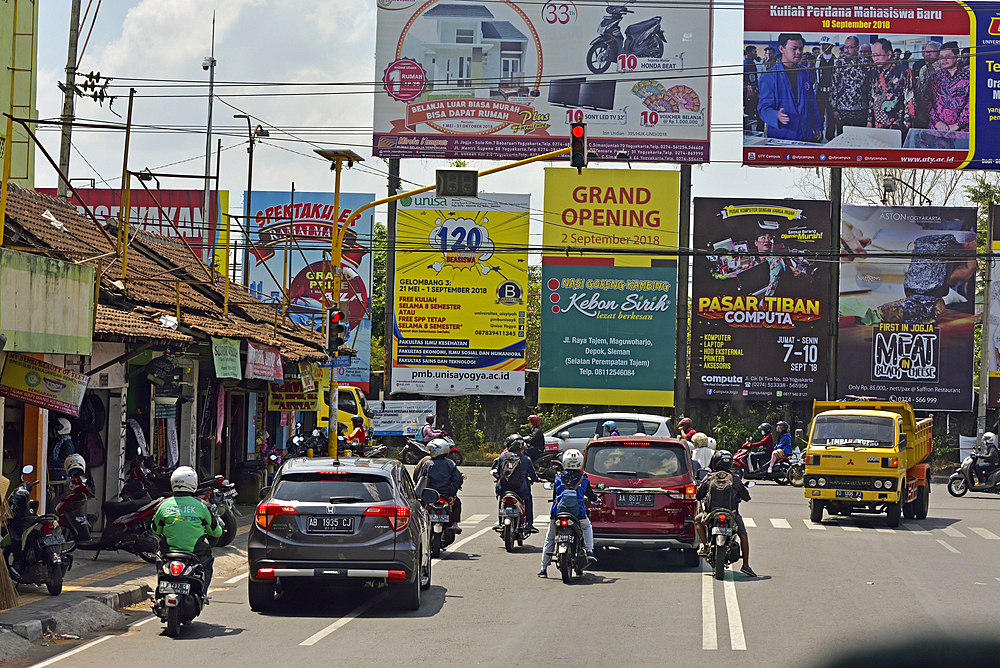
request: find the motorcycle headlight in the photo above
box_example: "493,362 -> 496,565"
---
818,478 -> 826,487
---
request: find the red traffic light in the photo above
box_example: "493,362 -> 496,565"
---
571,125 -> 585,138
330,310 -> 346,324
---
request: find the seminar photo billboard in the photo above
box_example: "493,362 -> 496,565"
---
390,193 -> 529,396
373,0 -> 712,163
690,198 -> 833,402
838,204 -> 977,411
742,1 -> 1000,169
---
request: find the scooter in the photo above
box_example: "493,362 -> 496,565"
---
586,0 -> 665,74
74,493 -> 163,563
703,508 -> 742,581
422,487 -> 456,558
553,512 -> 588,583
55,468 -> 95,544
495,491 -> 530,552
948,452 -> 1000,497
402,433 -> 464,466
732,444 -> 792,485
153,550 -> 207,637
2,466 -> 72,595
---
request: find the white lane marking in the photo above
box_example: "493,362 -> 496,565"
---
299,594 -> 385,647
723,570 -> 747,651
28,635 -> 113,667
804,519 -> 826,530
875,528 -> 896,533
432,525 -> 495,566
743,518 -> 756,528
225,571 -> 249,584
702,572 -> 717,650
535,514 -> 549,525
937,540 -> 960,554
905,525 -> 932,535
770,518 -> 790,529
971,527 -> 1000,540
942,526 -> 966,538
842,526 -> 862,532
129,616 -> 158,628
461,513 -> 488,526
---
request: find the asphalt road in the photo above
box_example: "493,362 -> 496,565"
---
14,468 -> 1000,668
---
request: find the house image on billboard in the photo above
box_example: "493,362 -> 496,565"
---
404,3 -> 530,98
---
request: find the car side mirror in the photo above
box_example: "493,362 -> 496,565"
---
695,468 -> 709,482
558,431 -> 570,440
419,488 -> 439,504
22,464 -> 34,476
258,486 -> 271,501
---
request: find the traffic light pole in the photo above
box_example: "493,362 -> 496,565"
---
327,156 -> 346,458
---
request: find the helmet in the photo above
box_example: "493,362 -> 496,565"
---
776,421 -> 790,434
425,414 -> 435,424
706,437 -> 718,451
504,434 -> 525,452
985,432 -> 997,445
351,415 -> 364,425
758,422 -> 772,435
170,466 -> 199,494
679,417 -> 693,429
562,449 -> 584,470
428,438 -> 450,457
528,415 -> 541,427
710,450 -> 733,471
56,418 -> 72,435
690,432 -> 709,448
64,454 -> 86,475
602,420 -> 617,431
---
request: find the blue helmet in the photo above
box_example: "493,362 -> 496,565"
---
603,420 -> 617,431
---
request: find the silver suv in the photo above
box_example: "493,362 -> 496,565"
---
248,457 -> 432,611
545,413 -> 675,452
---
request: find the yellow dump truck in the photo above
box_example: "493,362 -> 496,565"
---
804,401 -> 932,527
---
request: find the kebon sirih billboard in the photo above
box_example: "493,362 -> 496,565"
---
390,193 -> 529,396
743,1 -> 1000,169
838,204 -> 977,411
690,198 -> 833,402
373,0 -> 712,163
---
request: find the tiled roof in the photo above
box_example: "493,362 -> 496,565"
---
482,21 -> 528,41
95,305 -> 194,344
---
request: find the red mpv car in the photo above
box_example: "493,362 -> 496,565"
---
584,436 -> 700,567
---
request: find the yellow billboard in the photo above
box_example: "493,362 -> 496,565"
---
391,194 -> 529,396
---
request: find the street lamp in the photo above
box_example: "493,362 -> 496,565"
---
315,148 -> 364,458
882,173 -> 932,205
233,114 -> 269,285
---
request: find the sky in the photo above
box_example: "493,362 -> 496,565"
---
30,0 -> 903,258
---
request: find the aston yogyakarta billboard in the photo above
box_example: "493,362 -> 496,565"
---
743,1 -> 1000,169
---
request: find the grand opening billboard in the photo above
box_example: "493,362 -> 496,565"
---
373,0 -> 712,163
743,1 -> 1000,169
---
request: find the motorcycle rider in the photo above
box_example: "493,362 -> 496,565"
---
494,435 -> 539,533
151,466 -> 223,593
976,432 -> 999,484
417,439 -> 463,534
767,421 -> 793,473
538,449 -> 599,578
601,420 -> 620,437
696,450 -> 756,577
422,415 -> 444,443
747,423 -> 774,472
348,415 -> 366,445
525,415 -> 545,461
677,417 -> 696,441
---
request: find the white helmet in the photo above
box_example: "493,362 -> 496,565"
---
170,466 -> 199,494
64,453 -> 86,475
985,432 -> 997,445
690,432 -> 709,449
706,437 -> 718,451
428,438 -> 450,458
562,449 -> 584,470
57,418 -> 72,435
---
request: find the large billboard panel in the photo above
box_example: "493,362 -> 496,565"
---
539,168 -> 678,406
691,198 -> 833,402
742,1 -> 1000,169
986,205 -> 999,408
373,0 -> 712,163
838,204 -> 977,411
246,191 -> 375,393
390,193 -> 529,396
40,188 -> 229,270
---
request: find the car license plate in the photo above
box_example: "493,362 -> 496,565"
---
504,508 -> 519,516
711,527 -> 733,536
835,490 -> 864,500
617,493 -> 655,507
158,581 -> 190,594
42,534 -> 65,546
307,516 -> 355,534
556,535 -> 573,543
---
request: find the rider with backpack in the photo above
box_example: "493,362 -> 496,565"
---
538,449 -> 599,578
695,450 -> 756,577
494,435 -> 539,533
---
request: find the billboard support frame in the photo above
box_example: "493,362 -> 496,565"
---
979,206 -> 994,439
675,164 -> 692,418
829,167 -> 842,401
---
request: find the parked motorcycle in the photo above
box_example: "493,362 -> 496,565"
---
153,551 -> 208,637
948,452 -> 1000,497
75,493 -> 162,563
422,487 -> 456,558
355,440 -> 387,459
402,433 -> 464,466
55,467 -> 95,544
495,491 -> 530,552
586,0 -> 665,74
733,444 -> 792,485
786,448 -> 806,488
2,466 -> 72,595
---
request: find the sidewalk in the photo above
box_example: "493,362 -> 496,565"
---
0,505 -> 253,663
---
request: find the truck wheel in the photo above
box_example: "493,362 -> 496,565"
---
809,499 -> 824,523
902,500 -> 915,520
886,500 -> 902,528
914,484 -> 929,520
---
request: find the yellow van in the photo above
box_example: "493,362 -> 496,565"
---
317,385 -> 374,434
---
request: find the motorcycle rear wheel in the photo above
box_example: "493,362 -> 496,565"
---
165,606 -> 180,637
503,526 -> 515,553
713,544 -> 726,580
947,477 -> 968,497
216,508 -> 237,547
559,551 -> 572,584
46,562 -> 62,596
447,450 -> 464,466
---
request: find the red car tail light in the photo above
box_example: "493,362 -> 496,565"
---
387,570 -> 407,581
169,561 -> 185,577
363,505 -> 411,532
256,568 -> 276,580
666,485 -> 697,500
255,503 -> 298,530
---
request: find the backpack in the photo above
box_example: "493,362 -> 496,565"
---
497,454 -> 524,491
555,477 -> 582,516
705,471 -> 738,511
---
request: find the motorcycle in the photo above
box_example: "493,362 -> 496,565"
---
153,550 -> 207,637
354,440 -> 387,459
701,480 -> 755,580
495,491 -> 529,552
732,444 -> 792,485
786,447 -> 806,488
586,0 -> 665,74
553,512 -> 588,584
402,433 -> 464,466
2,466 -> 72,595
948,452 -> 1000,497
75,493 -> 163,563
55,468 -> 95,544
422,487 -> 456,558
530,443 -> 564,482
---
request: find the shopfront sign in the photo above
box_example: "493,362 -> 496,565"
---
245,343 -> 284,382
267,380 -> 320,412
211,337 -> 242,380
0,353 -> 90,416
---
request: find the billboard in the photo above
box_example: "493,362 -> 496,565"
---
742,1 -> 1000,169
986,205 -> 999,407
690,199 -> 833,402
390,193 -> 529,396
539,168 -> 678,405
0,353 -> 90,417
246,191 -> 375,393
373,0 -> 712,163
39,188 -> 229,270
838,204 -> 977,411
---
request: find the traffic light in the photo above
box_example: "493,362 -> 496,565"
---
569,122 -> 587,171
326,306 -> 348,355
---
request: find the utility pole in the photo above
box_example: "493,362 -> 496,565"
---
828,167 -> 842,401
202,13 -> 217,266
978,205 -> 994,440
383,158 -> 400,398
57,0 -> 82,198
674,164 -> 692,420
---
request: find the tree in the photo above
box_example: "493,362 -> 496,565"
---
795,167 -> 967,206
525,265 -> 541,370
964,172 -> 1000,390
371,222 -> 387,371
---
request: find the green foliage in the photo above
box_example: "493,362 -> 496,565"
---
448,395 -> 484,449
707,405 -> 759,450
526,265 -> 541,369
370,334 -> 385,372
371,223 -> 387,341
930,434 -> 959,470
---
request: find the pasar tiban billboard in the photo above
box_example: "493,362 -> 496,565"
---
373,0 -> 712,163
743,1 -> 1000,169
